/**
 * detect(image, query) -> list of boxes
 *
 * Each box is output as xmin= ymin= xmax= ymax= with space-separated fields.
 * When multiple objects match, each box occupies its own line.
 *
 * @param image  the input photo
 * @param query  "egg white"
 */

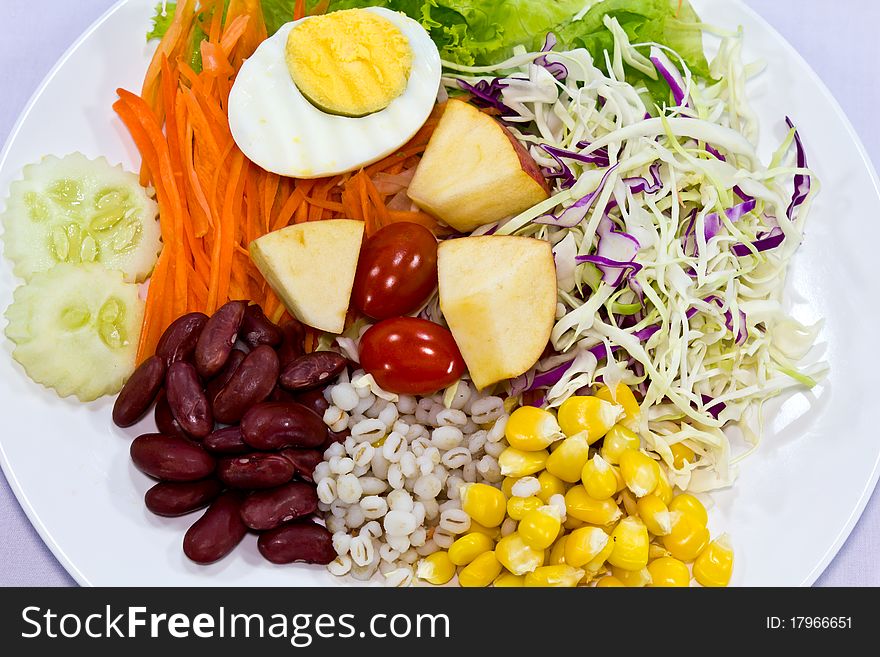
xmin=228 ymin=7 xmax=441 ymax=179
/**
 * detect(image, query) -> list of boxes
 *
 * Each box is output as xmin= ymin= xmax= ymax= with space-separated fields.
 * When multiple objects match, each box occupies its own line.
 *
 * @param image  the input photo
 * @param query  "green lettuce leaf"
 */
xmin=147 ymin=0 xmax=712 ymax=98
xmin=556 ymin=0 xmax=710 ymax=87
xmin=146 ymin=2 xmax=177 ymax=41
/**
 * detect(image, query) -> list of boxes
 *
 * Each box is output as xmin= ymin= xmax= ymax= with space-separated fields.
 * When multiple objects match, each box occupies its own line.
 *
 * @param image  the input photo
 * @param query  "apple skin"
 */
xmin=500 ymin=123 xmax=552 ymax=195
xmin=249 ymin=220 xmax=364 ymax=334
xmin=437 ymin=235 xmax=557 ymax=390
xmin=407 ymin=99 xmax=550 ymax=233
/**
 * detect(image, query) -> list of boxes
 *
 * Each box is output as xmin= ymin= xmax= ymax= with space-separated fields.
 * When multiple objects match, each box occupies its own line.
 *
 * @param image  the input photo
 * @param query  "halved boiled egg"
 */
xmin=229 ymin=7 xmax=441 ymax=178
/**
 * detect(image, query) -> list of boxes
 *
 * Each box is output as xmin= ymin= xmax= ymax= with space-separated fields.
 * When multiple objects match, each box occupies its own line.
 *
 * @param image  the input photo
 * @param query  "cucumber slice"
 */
xmin=5 ymin=264 xmax=144 ymax=401
xmin=2 ymin=153 xmax=161 ymax=282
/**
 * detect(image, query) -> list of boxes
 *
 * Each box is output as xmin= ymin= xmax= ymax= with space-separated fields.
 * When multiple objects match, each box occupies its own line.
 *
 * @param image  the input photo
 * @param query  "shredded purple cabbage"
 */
xmin=576 ymin=254 xmax=643 ymax=286
xmin=535 ymin=33 xmax=568 ymax=81
xmin=649 ymin=46 xmax=688 ymax=107
xmin=703 ymin=295 xmax=748 ymax=345
xmin=731 ymin=227 xmax=785 ymax=257
xmin=701 ymin=394 xmax=726 ymax=419
xmin=733 ymin=186 xmax=754 ymax=203
xmin=706 ymin=144 xmax=726 ymax=161
xmin=702 ymin=199 xmax=758 ymax=241
xmin=540 ymin=144 xmax=612 ymax=189
xmin=536 ymin=165 xmax=619 ymax=228
xmin=574 ymin=140 xmax=611 ymax=167
xmin=785 ymin=117 xmax=811 ymax=220
xmin=457 ymin=78 xmax=512 ymax=116
xmin=623 ymin=163 xmax=663 ymax=194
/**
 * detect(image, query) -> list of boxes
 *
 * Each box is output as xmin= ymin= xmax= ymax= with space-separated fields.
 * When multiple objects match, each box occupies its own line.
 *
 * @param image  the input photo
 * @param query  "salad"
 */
xmin=0 ymin=0 xmax=822 ymax=588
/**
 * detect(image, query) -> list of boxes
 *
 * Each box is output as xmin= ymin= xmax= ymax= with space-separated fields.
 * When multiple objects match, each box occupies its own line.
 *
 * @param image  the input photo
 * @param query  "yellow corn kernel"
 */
xmin=596 ymin=575 xmax=626 ymax=588
xmin=670 ymin=442 xmax=696 ymax=469
xmin=600 ymin=425 xmax=640 ymax=464
xmin=607 ymin=516 xmax=649 ymax=571
xmin=565 ymin=485 xmax=623 ymax=525
xmin=536 ymin=471 xmax=566 ymax=503
xmin=653 ymin=467 xmax=673 ymax=505
xmin=618 ymin=448 xmax=660 ymax=497
xmin=693 ymin=535 xmax=734 ymax=587
xmin=620 ymin=489 xmax=639 ymax=518
xmin=495 ymin=533 xmax=545 ymax=575
xmin=564 ymin=526 xmax=610 ymax=567
xmin=416 ymin=551 xmax=456 ymax=585
xmin=584 ymin=534 xmax=615 ymax=572
xmin=636 ymin=495 xmax=672 ymax=536
xmin=563 ymin=516 xmax=587 ymax=530
xmin=524 ymin=565 xmax=585 ymax=587
xmin=580 ymin=454 xmax=618 ymax=500
xmin=557 ymin=396 xmax=622 ymax=442
xmin=545 ymin=434 xmax=591 ymax=483
xmin=518 ymin=506 xmax=562 ymax=550
xmin=460 ymin=483 xmax=507 ymax=528
xmin=662 ymin=511 xmax=710 ymax=562
xmin=649 ymin=543 xmax=671 ymax=560
xmin=647 ymin=557 xmax=690 ymax=587
xmin=448 ymin=532 xmax=495 ymax=566
xmin=467 ymin=520 xmax=501 ymax=540
xmin=548 ymin=535 xmax=568 ymax=565
xmin=611 ymin=565 xmax=652 ymax=587
xmin=595 ymin=383 xmax=640 ymax=426
xmin=493 ymin=572 xmax=524 ymax=587
xmin=498 ymin=447 xmax=549 ymax=478
xmin=501 ymin=476 xmax=519 ymax=498
xmin=505 ymin=406 xmax=564 ymax=451
xmin=668 ymin=493 xmax=708 ymax=526
xmin=506 ymin=495 xmax=543 ymax=521
xmin=458 ymin=551 xmax=502 ymax=587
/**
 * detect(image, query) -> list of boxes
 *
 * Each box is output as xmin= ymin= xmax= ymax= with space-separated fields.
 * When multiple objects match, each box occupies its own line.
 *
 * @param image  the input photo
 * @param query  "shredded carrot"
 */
xmin=293 ymin=0 xmax=306 ymax=21
xmin=119 ymin=0 xmax=448 ymax=361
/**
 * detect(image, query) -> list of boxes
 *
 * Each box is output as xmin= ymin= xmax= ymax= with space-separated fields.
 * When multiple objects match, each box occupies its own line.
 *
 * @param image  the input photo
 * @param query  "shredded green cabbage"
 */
xmin=444 ymin=19 xmax=826 ymax=492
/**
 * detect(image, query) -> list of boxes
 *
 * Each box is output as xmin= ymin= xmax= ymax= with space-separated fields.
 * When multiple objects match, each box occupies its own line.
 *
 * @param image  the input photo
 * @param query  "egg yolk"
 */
xmin=285 ymin=9 xmax=413 ymax=117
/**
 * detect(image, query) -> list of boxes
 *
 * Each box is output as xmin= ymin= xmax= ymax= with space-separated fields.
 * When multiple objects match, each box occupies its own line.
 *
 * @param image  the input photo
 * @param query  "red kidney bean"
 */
xmin=270 ymin=386 xmax=297 ymax=403
xmin=280 ymin=449 xmax=323 ymax=483
xmin=130 ymin=433 xmax=216 ymax=481
xmin=323 ymin=428 xmax=350 ymax=450
xmin=241 ymin=304 xmax=283 ymax=348
xmin=166 ymin=361 xmax=213 ymax=438
xmin=212 ymin=346 xmax=280 ymax=424
xmin=112 ymin=355 xmax=165 ymax=427
xmin=195 ymin=300 xmax=247 ymax=378
xmin=183 ymin=491 xmax=247 ymax=564
xmin=292 ymin=388 xmax=330 ymax=418
xmin=239 ymin=482 xmax=318 ymax=530
xmin=205 ymin=348 xmax=247 ymax=403
xmin=154 ymin=391 xmax=189 ymax=439
xmin=145 ymin=479 xmax=223 ymax=517
xmin=217 ymin=453 xmax=295 ymax=489
xmin=203 ymin=426 xmax=249 ymax=455
xmin=279 ymin=352 xmax=347 ymax=391
xmin=257 ymin=521 xmax=335 ymax=564
xmin=156 ymin=312 xmax=208 ymax=366
xmin=241 ymin=402 xmax=327 ymax=450
xmin=275 ymin=318 xmax=306 ymax=368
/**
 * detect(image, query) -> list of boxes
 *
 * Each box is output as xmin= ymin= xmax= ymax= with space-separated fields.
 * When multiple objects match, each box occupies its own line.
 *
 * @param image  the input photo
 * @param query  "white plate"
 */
xmin=1 ymin=0 xmax=878 ymax=586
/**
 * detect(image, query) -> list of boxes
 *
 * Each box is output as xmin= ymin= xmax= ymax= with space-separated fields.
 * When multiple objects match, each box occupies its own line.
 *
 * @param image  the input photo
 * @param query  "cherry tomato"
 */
xmin=359 ymin=318 xmax=466 ymax=395
xmin=352 ymin=222 xmax=438 ymax=320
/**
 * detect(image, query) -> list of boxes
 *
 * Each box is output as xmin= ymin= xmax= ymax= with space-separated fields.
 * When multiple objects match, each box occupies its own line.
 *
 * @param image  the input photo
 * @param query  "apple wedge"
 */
xmin=249 ymin=220 xmax=364 ymax=334
xmin=438 ymin=235 xmax=557 ymax=390
xmin=407 ymin=99 xmax=550 ymax=233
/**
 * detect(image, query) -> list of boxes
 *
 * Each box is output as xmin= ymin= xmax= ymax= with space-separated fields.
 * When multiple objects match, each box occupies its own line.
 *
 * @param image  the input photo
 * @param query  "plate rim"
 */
xmin=0 ymin=0 xmax=878 ymax=587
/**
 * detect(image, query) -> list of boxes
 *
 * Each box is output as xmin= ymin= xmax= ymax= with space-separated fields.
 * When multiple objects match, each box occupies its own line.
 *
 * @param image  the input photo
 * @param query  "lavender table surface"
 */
xmin=1 ymin=0 xmax=877 ymax=586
